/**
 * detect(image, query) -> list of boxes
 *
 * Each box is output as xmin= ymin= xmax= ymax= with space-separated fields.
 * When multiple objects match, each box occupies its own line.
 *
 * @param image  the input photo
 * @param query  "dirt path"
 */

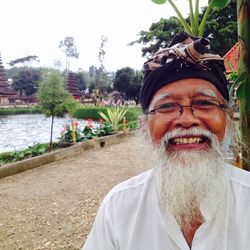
xmin=0 ymin=136 xmax=152 ymax=250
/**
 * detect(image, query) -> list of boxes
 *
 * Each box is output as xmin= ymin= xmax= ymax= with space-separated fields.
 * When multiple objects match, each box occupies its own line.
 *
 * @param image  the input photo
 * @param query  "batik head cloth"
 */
xmin=140 ymin=32 xmax=229 ymax=113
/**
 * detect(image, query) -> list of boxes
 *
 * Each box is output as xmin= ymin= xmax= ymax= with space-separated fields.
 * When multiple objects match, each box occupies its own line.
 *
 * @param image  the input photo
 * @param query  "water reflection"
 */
xmin=0 ymin=114 xmax=96 ymax=153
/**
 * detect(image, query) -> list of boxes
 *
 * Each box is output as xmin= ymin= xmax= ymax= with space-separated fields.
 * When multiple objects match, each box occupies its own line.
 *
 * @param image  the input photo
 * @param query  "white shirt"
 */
xmin=82 ymin=165 xmax=250 ymax=250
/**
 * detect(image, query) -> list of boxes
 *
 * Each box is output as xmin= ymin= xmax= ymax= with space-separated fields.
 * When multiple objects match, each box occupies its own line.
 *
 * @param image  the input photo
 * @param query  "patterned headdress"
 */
xmin=140 ymin=31 xmax=229 ymax=113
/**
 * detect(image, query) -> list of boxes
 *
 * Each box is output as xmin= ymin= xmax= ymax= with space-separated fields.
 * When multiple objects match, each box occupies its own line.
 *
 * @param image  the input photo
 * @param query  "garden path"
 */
xmin=0 ymin=135 xmax=153 ymax=250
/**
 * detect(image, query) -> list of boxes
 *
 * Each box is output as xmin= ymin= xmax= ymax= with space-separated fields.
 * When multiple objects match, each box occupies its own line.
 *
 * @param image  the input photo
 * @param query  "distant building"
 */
xmin=65 ymin=71 xmax=82 ymax=100
xmin=0 ymin=53 xmax=17 ymax=104
xmin=223 ymin=42 xmax=239 ymax=74
xmin=0 ymin=53 xmax=38 ymax=106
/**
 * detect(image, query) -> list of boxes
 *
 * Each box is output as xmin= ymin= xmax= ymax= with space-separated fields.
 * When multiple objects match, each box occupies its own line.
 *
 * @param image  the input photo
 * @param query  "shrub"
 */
xmin=0 ymin=143 xmax=54 ymax=166
xmin=98 ymin=108 xmax=128 ymax=131
xmin=0 ymin=106 xmax=41 ymax=115
xmin=73 ymin=106 xmax=142 ymax=122
xmin=58 ymin=119 xmax=115 ymax=144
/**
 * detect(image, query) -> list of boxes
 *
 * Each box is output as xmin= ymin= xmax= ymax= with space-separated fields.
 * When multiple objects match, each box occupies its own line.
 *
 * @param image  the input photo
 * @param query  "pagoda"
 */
xmin=0 ymin=52 xmax=17 ymax=104
xmin=65 ymin=71 xmax=82 ymax=100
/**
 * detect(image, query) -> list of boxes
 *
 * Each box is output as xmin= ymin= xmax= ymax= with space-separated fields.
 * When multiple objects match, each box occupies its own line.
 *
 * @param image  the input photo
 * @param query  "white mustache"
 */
xmin=163 ymin=127 xmax=213 ymax=145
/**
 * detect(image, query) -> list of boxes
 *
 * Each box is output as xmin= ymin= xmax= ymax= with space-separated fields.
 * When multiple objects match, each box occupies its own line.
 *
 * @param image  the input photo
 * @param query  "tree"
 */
xmin=87 ymin=64 xmax=113 ymax=94
xmin=98 ymin=35 xmax=109 ymax=87
xmin=76 ymin=70 xmax=88 ymax=91
xmin=37 ymin=73 xmax=71 ymax=150
xmin=129 ymin=17 xmax=183 ymax=57
xmin=59 ymin=36 xmax=79 ymax=74
xmin=203 ymin=0 xmax=237 ymax=55
xmin=131 ymin=1 xmax=237 ymax=57
xmin=11 ymin=68 xmax=41 ymax=96
xmin=151 ymin=0 xmax=232 ymax=37
xmin=113 ymin=67 xmax=142 ymax=100
xmin=8 ymin=55 xmax=39 ymax=67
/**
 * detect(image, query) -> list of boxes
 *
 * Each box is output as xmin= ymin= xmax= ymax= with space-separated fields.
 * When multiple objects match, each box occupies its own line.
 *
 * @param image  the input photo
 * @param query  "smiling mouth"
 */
xmin=169 ymin=136 xmax=209 ymax=145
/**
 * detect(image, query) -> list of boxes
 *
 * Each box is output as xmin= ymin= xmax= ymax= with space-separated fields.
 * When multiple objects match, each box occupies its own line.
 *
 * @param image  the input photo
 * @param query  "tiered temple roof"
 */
xmin=0 ymin=52 xmax=16 ymax=98
xmin=65 ymin=71 xmax=82 ymax=99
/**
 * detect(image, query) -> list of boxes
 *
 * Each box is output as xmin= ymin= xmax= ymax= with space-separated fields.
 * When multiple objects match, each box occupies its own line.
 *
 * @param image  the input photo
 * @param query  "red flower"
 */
xmin=74 ymin=122 xmax=79 ymax=127
xmin=87 ymin=118 xmax=93 ymax=129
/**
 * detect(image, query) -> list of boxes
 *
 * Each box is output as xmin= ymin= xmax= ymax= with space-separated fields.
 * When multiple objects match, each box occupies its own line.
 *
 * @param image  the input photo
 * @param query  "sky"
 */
xmin=0 ymin=0 xmax=208 ymax=73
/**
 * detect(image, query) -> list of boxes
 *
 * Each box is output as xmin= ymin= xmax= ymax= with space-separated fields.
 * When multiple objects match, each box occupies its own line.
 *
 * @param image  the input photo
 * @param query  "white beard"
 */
xmin=137 ymin=124 xmax=229 ymax=233
xmin=154 ymin=146 xmax=228 ymax=232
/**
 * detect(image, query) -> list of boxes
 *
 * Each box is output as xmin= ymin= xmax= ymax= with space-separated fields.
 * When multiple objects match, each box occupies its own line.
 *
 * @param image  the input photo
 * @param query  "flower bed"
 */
xmin=0 ymin=106 xmax=142 ymax=166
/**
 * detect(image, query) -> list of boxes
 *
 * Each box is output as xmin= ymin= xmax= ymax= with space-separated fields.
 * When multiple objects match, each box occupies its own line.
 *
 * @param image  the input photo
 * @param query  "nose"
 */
xmin=173 ymin=106 xmax=201 ymax=128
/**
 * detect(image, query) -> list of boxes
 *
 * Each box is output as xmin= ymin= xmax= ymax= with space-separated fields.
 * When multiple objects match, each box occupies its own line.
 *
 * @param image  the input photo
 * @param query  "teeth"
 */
xmin=173 ymin=137 xmax=202 ymax=144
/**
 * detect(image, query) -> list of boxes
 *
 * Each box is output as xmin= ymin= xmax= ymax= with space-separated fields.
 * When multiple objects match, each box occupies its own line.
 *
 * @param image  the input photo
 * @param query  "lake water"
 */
xmin=0 ymin=114 xmax=97 ymax=153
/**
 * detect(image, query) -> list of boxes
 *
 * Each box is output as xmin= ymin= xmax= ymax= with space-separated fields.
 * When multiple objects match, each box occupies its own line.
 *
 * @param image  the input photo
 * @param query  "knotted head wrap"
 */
xmin=140 ymin=31 xmax=229 ymax=113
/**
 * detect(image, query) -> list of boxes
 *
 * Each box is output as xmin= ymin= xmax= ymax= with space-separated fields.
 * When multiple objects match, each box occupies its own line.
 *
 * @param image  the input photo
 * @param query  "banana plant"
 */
xmin=98 ymin=108 xmax=128 ymax=131
xmin=151 ymin=0 xmax=230 ymax=37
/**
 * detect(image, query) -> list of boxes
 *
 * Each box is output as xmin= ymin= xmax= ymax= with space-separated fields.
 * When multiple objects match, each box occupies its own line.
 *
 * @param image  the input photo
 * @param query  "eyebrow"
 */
xmin=151 ymin=93 xmax=173 ymax=105
xmin=151 ymin=88 xmax=220 ymax=107
xmin=153 ymin=88 xmax=218 ymax=102
xmin=193 ymin=88 xmax=218 ymax=98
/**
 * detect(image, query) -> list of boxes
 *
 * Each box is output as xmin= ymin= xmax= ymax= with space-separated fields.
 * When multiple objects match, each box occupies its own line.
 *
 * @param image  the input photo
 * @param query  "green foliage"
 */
xmin=64 ymin=97 xmax=81 ymax=116
xmin=95 ymin=121 xmax=114 ymax=137
xmin=203 ymin=0 xmax=237 ymax=55
xmin=59 ymin=36 xmax=79 ymax=59
xmin=211 ymin=0 xmax=231 ymax=8
xmin=37 ymin=73 xmax=70 ymax=117
xmin=37 ymin=72 xmax=73 ymax=149
xmin=73 ymin=106 xmax=142 ymax=122
xmin=98 ymin=108 xmax=128 ymax=131
xmin=127 ymin=120 xmax=139 ymax=130
xmin=58 ymin=122 xmax=86 ymax=143
xmin=151 ymin=0 xmax=166 ymax=3
xmin=59 ymin=36 xmax=79 ymax=74
xmin=152 ymin=0 xmax=232 ymax=37
xmin=11 ymin=68 xmax=42 ymax=96
xmin=8 ymin=55 xmax=39 ymax=67
xmin=87 ymin=64 xmax=111 ymax=90
xmin=228 ymin=71 xmax=239 ymax=82
xmin=58 ymin=119 xmax=114 ymax=144
xmin=130 ymin=17 xmax=182 ymax=57
xmin=113 ymin=67 xmax=142 ymax=100
xmin=76 ymin=70 xmax=88 ymax=91
xmin=0 ymin=143 xmax=51 ymax=166
xmin=0 ymin=106 xmax=41 ymax=115
xmin=73 ymin=106 xmax=108 ymax=120
xmin=133 ymin=1 xmax=237 ymax=56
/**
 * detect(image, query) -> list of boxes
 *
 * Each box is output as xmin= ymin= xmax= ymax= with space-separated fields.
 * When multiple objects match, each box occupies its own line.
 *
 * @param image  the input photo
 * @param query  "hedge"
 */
xmin=0 ymin=106 xmax=41 ymax=115
xmin=73 ymin=106 xmax=143 ymax=122
xmin=0 ymin=105 xmax=143 ymax=123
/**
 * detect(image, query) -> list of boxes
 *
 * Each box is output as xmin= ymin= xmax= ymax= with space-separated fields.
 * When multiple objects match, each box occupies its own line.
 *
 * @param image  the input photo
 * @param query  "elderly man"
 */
xmin=82 ymin=32 xmax=250 ymax=250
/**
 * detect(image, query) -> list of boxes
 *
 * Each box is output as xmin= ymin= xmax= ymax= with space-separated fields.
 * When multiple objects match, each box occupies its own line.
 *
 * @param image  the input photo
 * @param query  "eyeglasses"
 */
xmin=146 ymin=100 xmax=227 ymax=119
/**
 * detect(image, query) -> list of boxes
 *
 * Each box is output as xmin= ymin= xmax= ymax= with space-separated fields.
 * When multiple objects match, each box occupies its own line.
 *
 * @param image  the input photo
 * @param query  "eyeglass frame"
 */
xmin=145 ymin=99 xmax=228 ymax=117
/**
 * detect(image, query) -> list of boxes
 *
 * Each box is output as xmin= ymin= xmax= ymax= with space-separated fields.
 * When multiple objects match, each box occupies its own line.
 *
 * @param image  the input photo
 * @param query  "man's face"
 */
xmin=147 ymin=78 xmax=227 ymax=150
xmin=143 ymin=78 xmax=229 ymax=230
